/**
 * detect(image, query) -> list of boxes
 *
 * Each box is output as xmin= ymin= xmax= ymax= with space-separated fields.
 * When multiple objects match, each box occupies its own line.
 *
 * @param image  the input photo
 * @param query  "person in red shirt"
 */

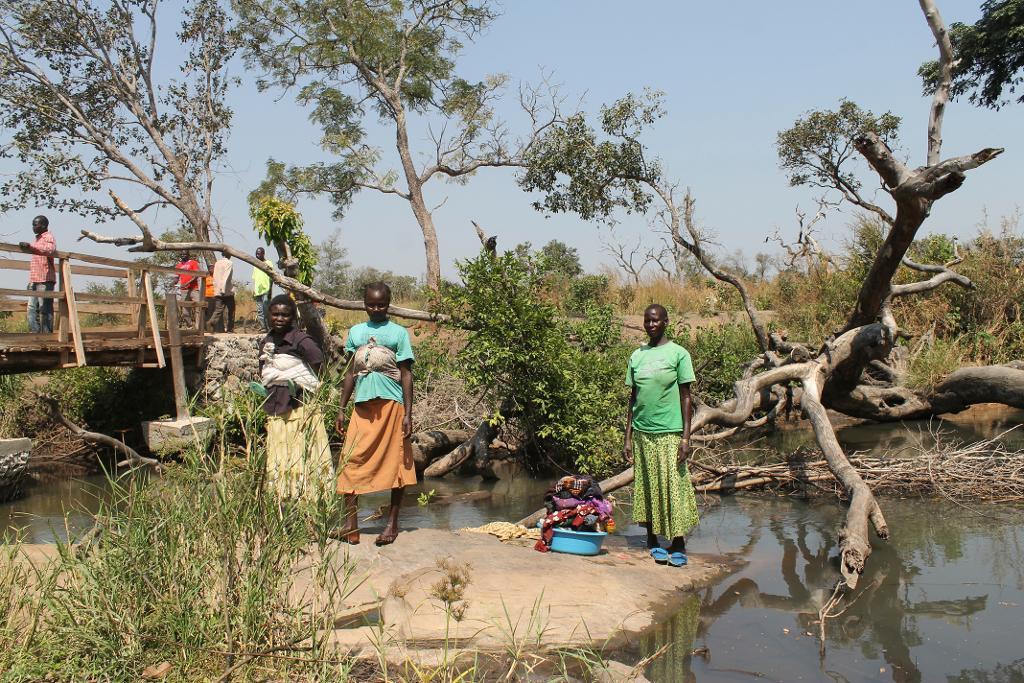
xmin=19 ymin=215 xmax=57 ymax=333
xmin=175 ymin=251 xmax=200 ymax=326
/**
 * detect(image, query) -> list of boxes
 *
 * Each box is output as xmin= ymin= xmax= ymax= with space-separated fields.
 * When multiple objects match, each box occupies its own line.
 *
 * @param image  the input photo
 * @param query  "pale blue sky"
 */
xmin=2 ymin=1 xmax=1020 ymax=285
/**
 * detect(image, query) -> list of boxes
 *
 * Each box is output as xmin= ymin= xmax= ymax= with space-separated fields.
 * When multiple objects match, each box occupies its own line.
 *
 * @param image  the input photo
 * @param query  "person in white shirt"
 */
xmin=207 ymin=251 xmax=235 ymax=333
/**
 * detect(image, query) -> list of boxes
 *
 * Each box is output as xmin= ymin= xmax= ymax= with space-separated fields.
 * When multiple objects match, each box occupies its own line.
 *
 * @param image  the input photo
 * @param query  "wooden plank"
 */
xmin=197 ymin=279 xmax=208 ymax=333
xmin=142 ymin=271 xmax=165 ymax=368
xmin=61 ymin=260 xmax=86 ymax=367
xmin=0 ymin=301 xmax=26 ymax=313
xmin=0 ymin=258 xmax=126 ymax=278
xmin=57 ymin=258 xmax=69 ymax=366
xmin=0 ymin=288 xmax=62 ymax=298
xmin=0 ymin=332 xmax=62 ymax=344
xmin=76 ymin=303 xmax=133 ymax=315
xmin=78 ymin=325 xmax=139 ymax=337
xmin=126 ymin=268 xmax=143 ymax=366
xmin=165 ymin=295 xmax=190 ymax=420
xmin=0 ymin=242 xmax=209 ymax=277
xmin=70 ymin=264 xmax=128 ymax=278
xmin=0 ymin=258 xmax=29 ymax=271
xmin=74 ymin=293 xmax=145 ymax=304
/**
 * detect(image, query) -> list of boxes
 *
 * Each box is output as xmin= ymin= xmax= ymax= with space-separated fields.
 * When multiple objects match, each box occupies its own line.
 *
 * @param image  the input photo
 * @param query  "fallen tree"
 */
xmin=38 ymin=394 xmax=161 ymax=471
xmin=515 ymin=0 xmax=1007 ymax=591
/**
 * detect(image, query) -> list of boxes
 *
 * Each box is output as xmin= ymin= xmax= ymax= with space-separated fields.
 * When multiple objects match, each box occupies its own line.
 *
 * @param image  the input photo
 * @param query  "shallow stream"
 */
xmin=3 ymin=408 xmax=1023 ymax=681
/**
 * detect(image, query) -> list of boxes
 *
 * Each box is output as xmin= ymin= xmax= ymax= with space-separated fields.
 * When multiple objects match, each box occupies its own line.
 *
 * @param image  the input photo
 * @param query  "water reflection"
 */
xmin=629 ymin=497 xmax=1024 ymax=682
xmin=0 ymin=475 xmax=111 ymax=543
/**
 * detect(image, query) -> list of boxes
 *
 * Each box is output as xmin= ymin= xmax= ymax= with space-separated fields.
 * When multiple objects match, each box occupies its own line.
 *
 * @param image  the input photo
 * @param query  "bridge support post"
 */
xmin=165 ymin=294 xmax=189 ymax=421
xmin=141 ymin=293 xmax=213 ymax=455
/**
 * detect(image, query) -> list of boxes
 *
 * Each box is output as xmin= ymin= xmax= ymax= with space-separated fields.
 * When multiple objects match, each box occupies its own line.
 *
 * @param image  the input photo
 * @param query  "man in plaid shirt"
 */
xmin=19 ymin=215 xmax=57 ymax=333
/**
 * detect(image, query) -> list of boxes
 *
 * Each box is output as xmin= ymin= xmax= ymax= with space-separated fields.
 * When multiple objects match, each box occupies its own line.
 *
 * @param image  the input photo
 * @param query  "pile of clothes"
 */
xmin=534 ymin=475 xmax=615 ymax=553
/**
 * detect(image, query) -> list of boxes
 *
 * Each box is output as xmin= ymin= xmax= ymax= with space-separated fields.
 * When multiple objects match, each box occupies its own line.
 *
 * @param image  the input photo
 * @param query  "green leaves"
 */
xmin=519 ymin=89 xmax=666 ymax=222
xmin=249 ymin=196 xmax=317 ymax=285
xmin=0 ymin=0 xmax=237 ymax=236
xmin=439 ymin=247 xmax=629 ymax=475
xmin=776 ymin=99 xmax=901 ymax=191
xmin=919 ymin=0 xmax=1024 ymax=109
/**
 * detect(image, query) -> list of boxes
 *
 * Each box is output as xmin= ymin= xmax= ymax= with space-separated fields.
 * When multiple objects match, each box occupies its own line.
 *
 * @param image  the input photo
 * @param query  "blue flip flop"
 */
xmin=650 ymin=547 xmax=669 ymax=564
xmin=668 ymin=552 xmax=688 ymax=567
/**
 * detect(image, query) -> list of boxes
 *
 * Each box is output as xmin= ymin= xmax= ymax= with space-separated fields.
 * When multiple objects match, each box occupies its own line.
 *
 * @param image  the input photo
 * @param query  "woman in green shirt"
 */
xmin=624 ymin=304 xmax=699 ymax=566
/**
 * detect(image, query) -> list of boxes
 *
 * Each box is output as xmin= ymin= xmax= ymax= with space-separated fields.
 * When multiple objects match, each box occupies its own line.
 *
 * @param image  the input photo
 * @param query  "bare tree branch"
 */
xmin=77 ymin=229 xmax=447 ymax=323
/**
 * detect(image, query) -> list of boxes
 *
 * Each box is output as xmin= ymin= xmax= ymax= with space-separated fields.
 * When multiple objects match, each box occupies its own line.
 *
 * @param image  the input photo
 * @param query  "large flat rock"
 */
xmin=294 ymin=528 xmax=737 ymax=654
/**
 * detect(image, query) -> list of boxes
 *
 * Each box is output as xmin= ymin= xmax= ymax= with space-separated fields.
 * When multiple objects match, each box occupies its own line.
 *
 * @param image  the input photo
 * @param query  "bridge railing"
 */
xmin=0 ymin=242 xmax=210 ymax=369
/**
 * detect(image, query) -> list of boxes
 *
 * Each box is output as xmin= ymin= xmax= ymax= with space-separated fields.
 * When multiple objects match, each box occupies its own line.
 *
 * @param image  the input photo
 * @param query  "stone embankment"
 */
xmin=0 ymin=438 xmax=31 ymax=503
xmin=198 ymin=333 xmax=261 ymax=398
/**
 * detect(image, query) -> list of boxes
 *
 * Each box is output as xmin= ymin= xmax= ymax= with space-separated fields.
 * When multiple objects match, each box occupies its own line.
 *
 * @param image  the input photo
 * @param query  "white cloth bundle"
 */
xmin=260 ymin=343 xmax=320 ymax=393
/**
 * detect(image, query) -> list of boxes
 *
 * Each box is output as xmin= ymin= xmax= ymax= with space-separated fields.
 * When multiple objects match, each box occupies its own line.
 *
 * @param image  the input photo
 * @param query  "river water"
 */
xmin=3 ymin=408 xmax=1023 ymax=681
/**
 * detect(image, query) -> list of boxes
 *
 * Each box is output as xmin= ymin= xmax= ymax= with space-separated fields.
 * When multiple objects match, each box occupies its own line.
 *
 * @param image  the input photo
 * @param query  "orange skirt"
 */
xmin=336 ymin=398 xmax=417 ymax=495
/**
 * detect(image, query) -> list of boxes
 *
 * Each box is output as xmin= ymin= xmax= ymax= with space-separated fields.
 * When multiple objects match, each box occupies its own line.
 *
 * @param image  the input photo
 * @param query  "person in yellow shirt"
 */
xmin=252 ymin=247 xmax=275 ymax=332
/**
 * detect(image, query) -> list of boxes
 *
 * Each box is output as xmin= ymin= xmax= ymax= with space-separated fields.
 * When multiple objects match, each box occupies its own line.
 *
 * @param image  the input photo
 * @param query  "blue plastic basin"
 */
xmin=549 ymin=527 xmax=608 ymax=556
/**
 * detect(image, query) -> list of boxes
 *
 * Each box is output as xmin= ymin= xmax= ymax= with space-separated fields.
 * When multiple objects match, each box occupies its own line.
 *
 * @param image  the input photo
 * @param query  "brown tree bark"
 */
xmin=411 ymin=429 xmax=474 ymax=472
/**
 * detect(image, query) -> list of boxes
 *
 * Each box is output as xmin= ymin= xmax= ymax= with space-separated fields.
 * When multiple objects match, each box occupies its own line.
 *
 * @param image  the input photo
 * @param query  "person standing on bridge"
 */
xmin=175 ymin=251 xmax=200 ymax=327
xmin=19 ymin=215 xmax=56 ymax=334
xmin=207 ymin=251 xmax=235 ymax=333
xmin=252 ymin=247 xmax=275 ymax=332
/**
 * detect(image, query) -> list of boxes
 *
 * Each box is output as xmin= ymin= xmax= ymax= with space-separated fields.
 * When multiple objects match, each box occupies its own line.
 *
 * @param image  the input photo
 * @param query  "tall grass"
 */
xmin=0 ymin=389 xmax=361 ymax=681
xmin=598 ymin=268 xmax=773 ymax=319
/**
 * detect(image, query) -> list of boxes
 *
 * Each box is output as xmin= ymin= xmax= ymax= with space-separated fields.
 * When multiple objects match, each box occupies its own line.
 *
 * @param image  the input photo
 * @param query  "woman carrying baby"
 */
xmin=256 ymin=293 xmax=333 ymax=500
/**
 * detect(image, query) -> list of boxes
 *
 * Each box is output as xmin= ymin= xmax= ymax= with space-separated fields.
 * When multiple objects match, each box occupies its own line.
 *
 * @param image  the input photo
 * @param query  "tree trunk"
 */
xmin=801 ymin=370 xmax=888 ymax=590
xmin=422 ymin=418 xmax=499 ymax=478
xmin=409 ymin=189 xmax=442 ymax=293
xmin=410 ymin=429 xmax=474 ymax=472
xmin=393 ymin=107 xmax=442 ymax=292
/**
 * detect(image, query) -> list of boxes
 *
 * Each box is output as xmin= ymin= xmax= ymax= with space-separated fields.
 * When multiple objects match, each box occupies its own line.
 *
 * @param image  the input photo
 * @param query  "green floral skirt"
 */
xmin=632 ymin=430 xmax=699 ymax=539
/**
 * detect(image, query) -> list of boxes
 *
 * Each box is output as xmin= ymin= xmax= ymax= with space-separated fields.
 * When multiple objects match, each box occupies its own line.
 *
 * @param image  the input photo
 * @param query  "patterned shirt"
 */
xmin=28 ymin=231 xmax=57 ymax=283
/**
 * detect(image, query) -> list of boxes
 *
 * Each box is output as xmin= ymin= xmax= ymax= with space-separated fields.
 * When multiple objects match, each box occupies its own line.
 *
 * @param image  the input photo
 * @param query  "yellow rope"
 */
xmin=461 ymin=521 xmax=541 ymax=541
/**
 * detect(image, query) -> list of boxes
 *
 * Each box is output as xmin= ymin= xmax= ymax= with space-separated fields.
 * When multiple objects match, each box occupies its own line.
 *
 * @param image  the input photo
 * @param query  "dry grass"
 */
xmin=691 ymin=425 xmax=1024 ymax=503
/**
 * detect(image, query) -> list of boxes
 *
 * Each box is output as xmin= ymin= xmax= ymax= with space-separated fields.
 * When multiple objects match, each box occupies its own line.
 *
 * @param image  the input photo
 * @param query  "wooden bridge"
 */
xmin=0 ymin=242 xmax=212 ymax=417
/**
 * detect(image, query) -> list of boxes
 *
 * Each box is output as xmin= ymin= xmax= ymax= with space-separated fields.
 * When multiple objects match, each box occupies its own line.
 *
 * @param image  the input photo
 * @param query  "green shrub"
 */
xmin=906 ymin=337 xmax=966 ymax=390
xmin=42 ymin=367 xmax=175 ymax=435
xmin=565 ymin=274 xmax=611 ymax=314
xmin=440 ymin=249 xmax=629 ymax=476
xmin=671 ymin=322 xmax=761 ymax=405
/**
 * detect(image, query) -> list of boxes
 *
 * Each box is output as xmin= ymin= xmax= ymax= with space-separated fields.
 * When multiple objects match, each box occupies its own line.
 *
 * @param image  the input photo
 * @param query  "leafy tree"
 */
xmin=520 ymin=89 xmax=663 ymax=222
xmin=234 ymin=0 xmax=562 ymax=290
xmin=345 ymin=267 xmax=421 ymax=301
xmin=537 ymin=239 xmax=583 ymax=279
xmin=919 ymin=0 xmax=1024 ymax=109
xmin=0 ymin=0 xmax=237 ymax=240
xmin=439 ymin=248 xmax=627 ymax=474
xmin=776 ymin=99 xmax=901 ymax=225
xmin=314 ymin=229 xmax=351 ymax=299
xmin=251 ymin=197 xmax=316 ymax=285
xmin=520 ymin=89 xmax=773 ymax=351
